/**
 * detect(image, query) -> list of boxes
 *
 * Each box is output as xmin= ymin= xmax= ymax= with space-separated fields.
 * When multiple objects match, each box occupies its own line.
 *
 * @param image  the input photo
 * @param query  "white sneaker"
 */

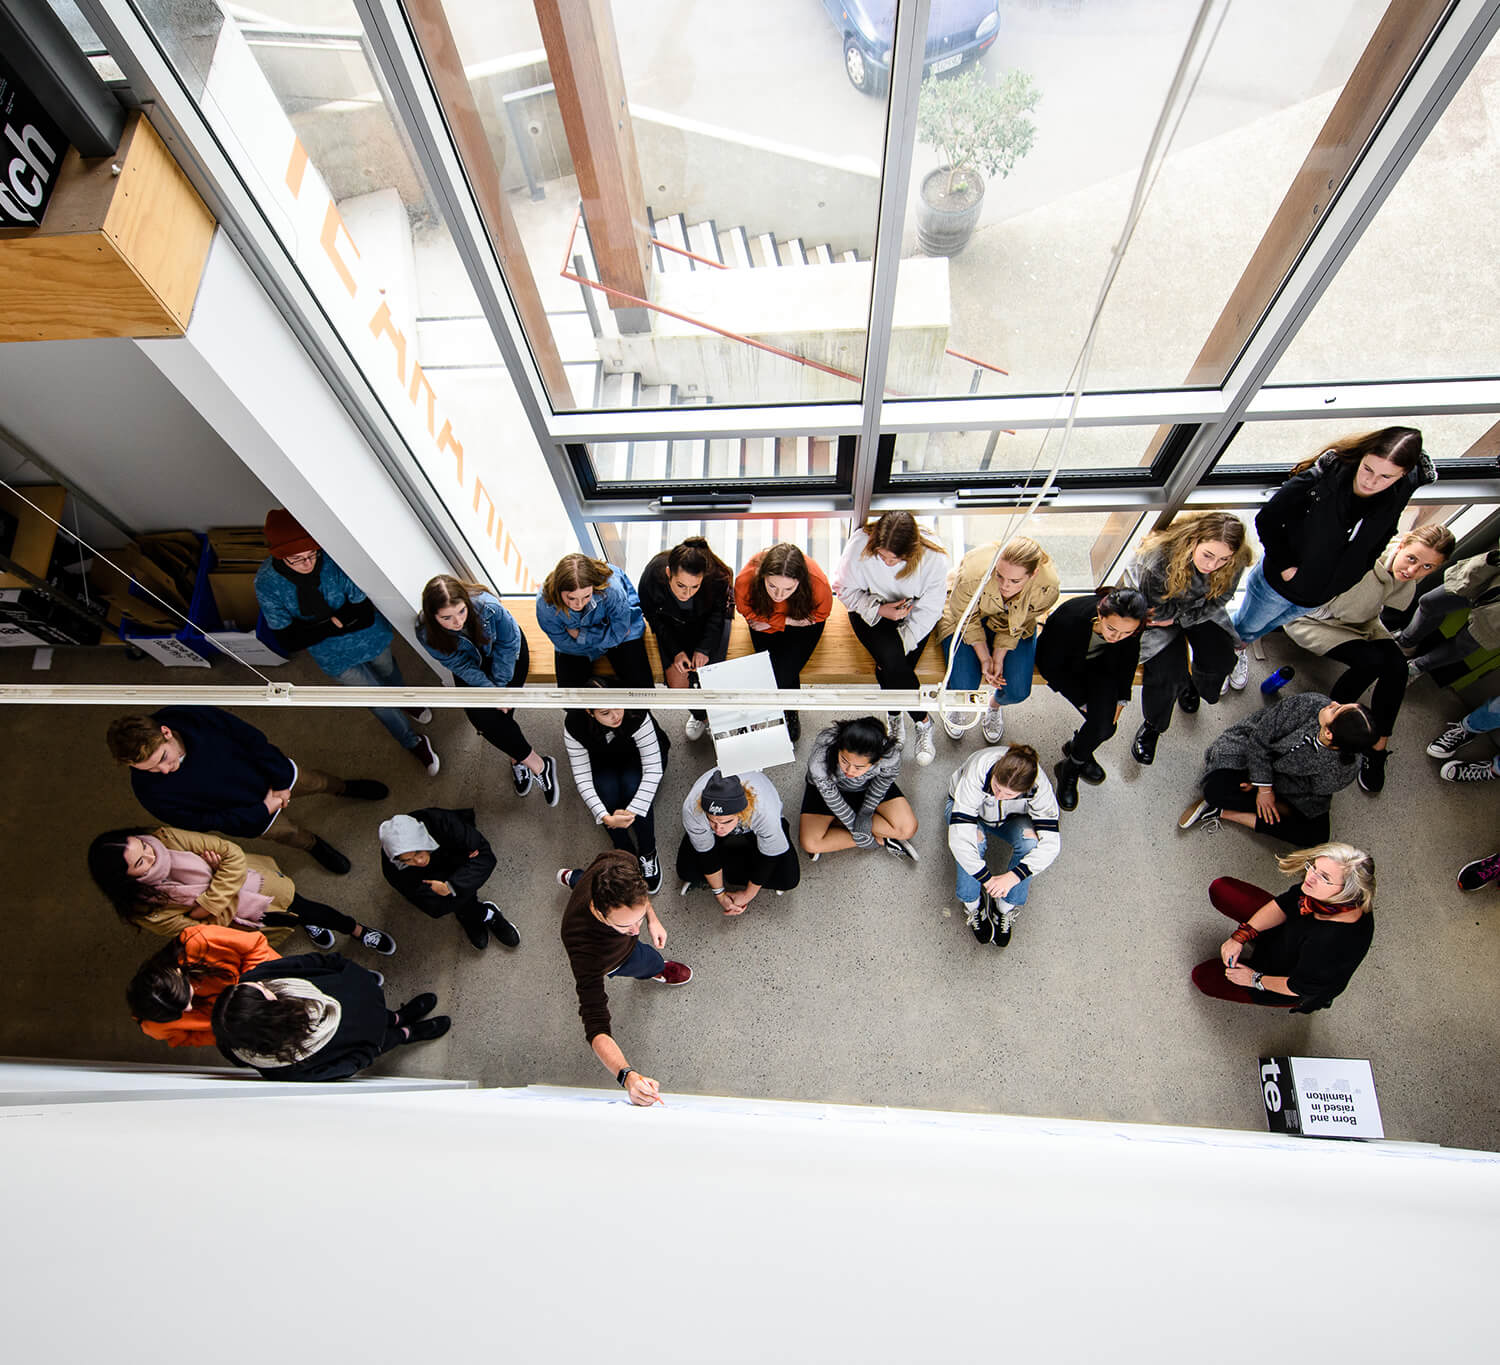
xmin=981 ymin=706 xmax=1004 ymax=745
xmin=683 ymin=714 xmax=707 ymax=741
xmin=1228 ymin=649 xmax=1250 ymax=691
xmin=886 ymin=712 xmax=907 ymax=747
xmin=941 ymin=712 xmax=972 ymax=741
xmin=913 ymin=719 xmax=936 ymax=767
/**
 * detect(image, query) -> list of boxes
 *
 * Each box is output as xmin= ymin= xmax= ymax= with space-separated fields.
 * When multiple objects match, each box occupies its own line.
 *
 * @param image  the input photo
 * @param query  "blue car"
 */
xmin=820 ymin=0 xmax=1000 ymax=95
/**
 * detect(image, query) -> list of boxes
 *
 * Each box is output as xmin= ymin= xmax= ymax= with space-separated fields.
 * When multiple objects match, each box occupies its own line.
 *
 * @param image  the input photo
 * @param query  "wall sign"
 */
xmin=0 ymin=52 xmax=68 ymax=229
xmin=1260 ymin=1056 xmax=1384 ymax=1140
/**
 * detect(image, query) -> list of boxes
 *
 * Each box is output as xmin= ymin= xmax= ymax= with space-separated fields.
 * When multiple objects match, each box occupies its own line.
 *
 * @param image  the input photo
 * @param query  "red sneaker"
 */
xmin=651 ymin=961 xmax=692 ymax=986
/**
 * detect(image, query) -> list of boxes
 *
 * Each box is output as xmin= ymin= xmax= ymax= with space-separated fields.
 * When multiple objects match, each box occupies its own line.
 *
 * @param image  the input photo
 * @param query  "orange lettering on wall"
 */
xmin=473 ymin=478 xmax=498 ymax=537
xmin=285 ymin=139 xmax=309 ymax=198
xmin=320 ymin=203 xmax=360 ymax=298
xmin=437 ymin=419 xmax=465 ymax=485
xmin=409 ymin=363 xmax=437 ymax=437
xmin=369 ymin=301 xmax=408 ymax=386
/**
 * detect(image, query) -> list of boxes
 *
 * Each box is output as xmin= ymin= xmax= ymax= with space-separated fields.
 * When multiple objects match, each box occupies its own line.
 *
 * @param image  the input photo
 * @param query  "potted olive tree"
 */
xmin=915 ymin=67 xmax=1040 ymax=257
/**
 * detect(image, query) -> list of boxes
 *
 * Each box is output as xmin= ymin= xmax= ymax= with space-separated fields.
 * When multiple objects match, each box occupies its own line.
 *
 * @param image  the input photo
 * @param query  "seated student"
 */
xmin=945 ymin=744 xmax=1061 ymax=948
xmin=128 ymin=924 xmax=280 ymax=1048
xmin=556 ymin=850 xmax=691 ymax=1108
xmin=1284 ymin=525 xmax=1454 ymax=795
xmin=735 ymin=543 xmax=833 ymax=743
xmin=1191 ymin=843 xmax=1376 ymax=1013
xmin=1397 ymin=547 xmax=1500 ymax=681
xmin=535 ymin=553 xmax=652 ymax=688
xmin=832 ymin=512 xmax=950 ymax=766
xmin=87 ymin=824 xmax=393 ymax=953
xmin=105 ymin=706 xmax=387 ymax=875
xmin=798 ymin=716 xmax=918 ymax=863
xmin=254 ymin=509 xmax=438 ymax=775
xmin=677 ymin=768 xmax=801 ymax=914
xmin=1178 ymin=693 xmax=1376 ymax=846
xmin=638 ymin=537 xmax=735 ymax=741
xmin=417 ymin=575 xmax=558 ymax=805
xmin=1035 ymin=586 xmax=1148 ymax=812
xmin=563 ymin=683 xmax=670 ymax=894
xmin=936 ymin=537 xmax=1060 ymax=745
xmin=378 ymin=810 xmax=519 ymax=952
xmin=212 ymin=953 xmax=449 ymax=1082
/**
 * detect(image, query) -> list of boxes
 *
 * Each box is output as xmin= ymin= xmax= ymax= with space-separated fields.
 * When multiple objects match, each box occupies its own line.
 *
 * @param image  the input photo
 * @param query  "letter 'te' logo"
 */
xmin=1260 ymin=1058 xmax=1283 ymax=1113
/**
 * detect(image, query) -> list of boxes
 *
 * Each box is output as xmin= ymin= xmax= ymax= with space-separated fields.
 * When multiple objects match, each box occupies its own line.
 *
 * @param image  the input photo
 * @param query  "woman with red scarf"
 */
xmin=1191 ymin=843 xmax=1375 ymax=1012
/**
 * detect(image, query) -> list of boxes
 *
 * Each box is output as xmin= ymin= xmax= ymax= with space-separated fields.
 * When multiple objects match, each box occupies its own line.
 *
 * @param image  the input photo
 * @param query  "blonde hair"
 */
xmin=996 ymin=536 xmax=1047 ymax=576
xmin=542 ymin=554 xmax=614 ymax=609
xmin=1136 ymin=512 xmax=1253 ymax=605
xmin=699 ymin=784 xmax=758 ymax=832
xmin=1275 ymin=843 xmax=1375 ymax=913
xmin=859 ymin=512 xmax=948 ymax=580
xmin=1394 ymin=523 xmax=1456 ymax=559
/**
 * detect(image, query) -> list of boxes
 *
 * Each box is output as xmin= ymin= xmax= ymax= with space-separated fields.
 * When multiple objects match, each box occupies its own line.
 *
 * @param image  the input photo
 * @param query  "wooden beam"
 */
xmin=534 ymin=0 xmax=652 ymax=328
xmin=404 ymin=0 xmax=574 ymax=407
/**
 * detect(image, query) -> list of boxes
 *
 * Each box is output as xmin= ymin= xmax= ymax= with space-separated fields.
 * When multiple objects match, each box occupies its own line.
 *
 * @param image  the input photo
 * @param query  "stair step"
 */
xmin=686 ymin=219 xmax=724 ymax=265
xmin=564 ymin=360 xmax=603 ymax=408
xmin=741 ymin=436 xmax=773 ymax=479
xmin=779 ymin=239 xmax=808 ymax=266
xmin=839 ymin=249 xmax=859 ymax=264
xmin=655 ymin=213 xmax=694 ymax=271
xmin=719 ymin=225 xmax=753 ymax=269
xmin=705 ymin=437 xmax=741 ymax=479
xmin=668 ymin=437 xmax=708 ymax=480
xmin=776 ymin=435 xmax=811 ymax=477
xmin=808 ymin=243 xmax=834 ymax=266
xmin=809 ymin=436 xmax=837 ymax=476
xmin=646 ymin=206 xmax=664 ymax=274
xmin=597 ymin=370 xmax=640 ymax=408
xmin=749 ymin=232 xmax=781 ymax=268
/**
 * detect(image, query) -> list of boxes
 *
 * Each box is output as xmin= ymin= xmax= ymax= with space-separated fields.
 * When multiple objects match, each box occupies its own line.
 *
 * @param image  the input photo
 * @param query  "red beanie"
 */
xmin=264 ymin=509 xmax=319 ymax=560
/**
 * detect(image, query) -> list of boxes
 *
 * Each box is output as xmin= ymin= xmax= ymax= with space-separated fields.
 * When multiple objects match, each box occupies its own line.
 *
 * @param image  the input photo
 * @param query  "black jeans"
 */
xmin=264 ymin=891 xmax=358 ymax=935
xmin=675 ymin=819 xmax=802 ymax=891
xmin=461 ymin=632 xmax=534 ymax=764
xmin=592 ymin=763 xmax=657 ymax=860
xmin=1141 ymin=623 xmax=1237 ymax=731
xmin=750 ymin=622 xmax=826 ymax=691
xmin=1326 ymin=638 xmax=1407 ymax=738
xmin=848 ymin=613 xmax=932 ymax=721
xmin=555 ymin=635 xmax=654 ymax=688
xmin=1201 ymin=768 xmax=1331 ymax=847
xmin=1050 ymin=673 xmax=1121 ymax=765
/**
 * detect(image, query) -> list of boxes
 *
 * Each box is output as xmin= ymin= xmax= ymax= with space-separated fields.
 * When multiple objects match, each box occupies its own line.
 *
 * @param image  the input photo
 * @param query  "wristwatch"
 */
xmin=1252 ymin=972 xmax=1265 ymax=991
xmin=617 ymin=1066 xmax=636 ymax=1087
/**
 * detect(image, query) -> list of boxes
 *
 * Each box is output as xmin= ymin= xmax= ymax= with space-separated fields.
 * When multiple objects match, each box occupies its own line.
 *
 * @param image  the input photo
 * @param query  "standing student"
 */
xmin=378 ymin=809 xmax=519 ymax=952
xmin=1121 ymin=513 xmax=1253 ymax=766
xmin=935 ymin=537 xmax=1059 ymax=746
xmin=1283 ymin=525 xmax=1454 ymax=794
xmin=87 ymin=824 xmax=394 ymax=953
xmin=536 ymin=554 xmax=653 ymax=688
xmin=253 ymin=510 xmax=438 ymax=775
xmin=1232 ymin=427 xmax=1435 ymax=673
xmin=1178 ymin=694 xmax=1375 ymax=846
xmin=638 ymin=537 xmax=735 ymax=741
xmin=833 ymin=512 xmax=950 ymax=766
xmin=945 ymin=744 xmax=1061 ymax=948
xmin=1035 ymin=586 xmax=1148 ymax=812
xmin=563 ymin=684 xmax=671 ymax=894
xmin=417 ymin=576 xmax=559 ymax=806
xmin=735 ymin=543 xmax=832 ymax=743
xmin=678 ymin=768 xmax=801 ymax=912
xmin=128 ymin=924 xmax=280 ymax=1048
xmin=1191 ymin=843 xmax=1376 ymax=1013
xmin=106 ymin=706 xmax=386 ymax=875
xmin=557 ymin=850 xmax=691 ymax=1107
xmin=798 ymin=716 xmax=918 ymax=862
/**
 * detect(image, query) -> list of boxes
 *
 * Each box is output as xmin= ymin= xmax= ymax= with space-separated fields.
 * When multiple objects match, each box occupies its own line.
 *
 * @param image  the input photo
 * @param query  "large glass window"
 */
xmin=889 ymin=424 xmax=1169 ymax=480
xmin=1209 ymin=413 xmax=1498 ymax=474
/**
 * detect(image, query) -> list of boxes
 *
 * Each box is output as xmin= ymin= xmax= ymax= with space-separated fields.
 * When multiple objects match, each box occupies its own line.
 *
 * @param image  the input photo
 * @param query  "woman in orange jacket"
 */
xmin=734 ymin=543 xmax=833 ymax=742
xmin=128 ymin=923 xmax=280 ymax=1047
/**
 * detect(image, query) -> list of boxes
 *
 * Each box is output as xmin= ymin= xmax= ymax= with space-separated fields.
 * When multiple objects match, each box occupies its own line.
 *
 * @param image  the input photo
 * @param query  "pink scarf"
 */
xmin=137 ymin=834 xmax=273 ymax=928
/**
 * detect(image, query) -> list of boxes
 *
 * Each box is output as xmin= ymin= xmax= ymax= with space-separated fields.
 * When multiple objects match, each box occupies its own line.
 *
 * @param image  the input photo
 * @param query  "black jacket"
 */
xmin=380 ymin=807 xmax=496 ymax=918
xmin=1035 ymin=595 xmax=1142 ymax=704
xmin=218 ymin=953 xmax=392 ymax=1082
xmin=1255 ymin=450 xmax=1436 ymax=606
xmin=638 ymin=551 xmax=732 ymax=658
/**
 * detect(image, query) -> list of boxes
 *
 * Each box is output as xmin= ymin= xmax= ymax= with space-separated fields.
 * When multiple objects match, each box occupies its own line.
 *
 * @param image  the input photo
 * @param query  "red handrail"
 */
xmin=652 ymin=237 xmax=728 ymax=270
xmin=945 ymin=346 xmax=1008 ymax=376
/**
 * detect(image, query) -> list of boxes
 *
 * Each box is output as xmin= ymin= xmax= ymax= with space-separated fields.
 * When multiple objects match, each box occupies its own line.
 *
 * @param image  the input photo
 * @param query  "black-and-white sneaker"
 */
xmin=359 ymin=927 xmax=397 ymax=955
xmin=1178 ymin=797 xmax=1222 ymax=831
xmin=1427 ymin=723 xmax=1471 ymax=759
xmin=965 ymin=903 xmax=993 ymax=945
xmin=639 ymin=853 xmax=663 ymax=896
xmin=303 ymin=923 xmax=335 ymax=950
xmin=880 ymin=836 xmax=919 ymax=864
xmin=537 ymin=754 xmax=560 ymax=807
xmin=993 ymin=904 xmax=1015 ymax=947
xmin=512 ymin=762 xmax=534 ymax=798
xmin=484 ymin=901 xmax=520 ymax=948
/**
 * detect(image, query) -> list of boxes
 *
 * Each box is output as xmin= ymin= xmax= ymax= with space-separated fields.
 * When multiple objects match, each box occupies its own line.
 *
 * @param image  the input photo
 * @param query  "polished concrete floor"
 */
xmin=2 ymin=632 xmax=1496 ymax=1150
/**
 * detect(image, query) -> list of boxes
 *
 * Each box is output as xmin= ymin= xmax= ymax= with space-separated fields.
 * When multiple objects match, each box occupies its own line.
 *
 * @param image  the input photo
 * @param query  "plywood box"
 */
xmin=0 ymin=111 xmax=216 ymax=341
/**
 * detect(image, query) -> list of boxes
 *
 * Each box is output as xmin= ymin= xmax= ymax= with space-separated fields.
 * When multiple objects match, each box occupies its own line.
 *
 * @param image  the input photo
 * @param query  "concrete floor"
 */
xmin=2 ymin=630 xmax=1497 ymax=1151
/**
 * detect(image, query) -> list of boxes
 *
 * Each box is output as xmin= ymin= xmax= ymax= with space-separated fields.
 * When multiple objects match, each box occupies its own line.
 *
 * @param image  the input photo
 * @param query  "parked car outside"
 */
xmin=819 ymin=0 xmax=1001 ymax=95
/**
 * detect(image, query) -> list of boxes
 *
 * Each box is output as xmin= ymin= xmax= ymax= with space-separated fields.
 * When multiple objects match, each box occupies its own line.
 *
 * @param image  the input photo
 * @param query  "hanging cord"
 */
xmin=0 ymin=475 xmax=278 ymax=685
xmin=934 ymin=0 xmax=1229 ymax=726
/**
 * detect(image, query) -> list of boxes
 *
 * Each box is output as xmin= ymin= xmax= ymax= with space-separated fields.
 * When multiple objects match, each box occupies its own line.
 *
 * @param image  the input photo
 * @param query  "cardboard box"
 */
xmin=209 ymin=572 xmax=261 ymax=631
xmin=1260 ymin=1056 xmax=1383 ymax=1140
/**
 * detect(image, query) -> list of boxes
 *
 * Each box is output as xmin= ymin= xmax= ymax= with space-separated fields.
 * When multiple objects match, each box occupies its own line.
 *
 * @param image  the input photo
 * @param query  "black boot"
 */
xmin=1055 ymin=756 xmax=1080 ymax=812
xmin=785 ymin=710 xmax=801 ymax=742
xmin=308 ymin=836 xmax=351 ymax=875
xmin=1063 ymin=739 xmax=1106 ymax=785
xmin=1131 ymin=723 xmax=1160 ymax=766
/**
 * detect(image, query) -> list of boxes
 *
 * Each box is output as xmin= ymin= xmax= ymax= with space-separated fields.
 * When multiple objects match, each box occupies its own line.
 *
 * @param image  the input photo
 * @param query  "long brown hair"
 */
xmin=858 ymin=512 xmax=947 ymax=581
xmin=667 ymin=536 xmax=733 ymax=589
xmin=987 ymin=744 xmax=1040 ymax=792
xmin=748 ymin=543 xmax=814 ymax=620
xmin=1136 ymin=512 xmax=1253 ymax=604
xmin=1291 ymin=426 xmax=1423 ymax=478
xmin=542 ymin=554 xmax=614 ymax=609
xmin=419 ymin=575 xmax=494 ymax=655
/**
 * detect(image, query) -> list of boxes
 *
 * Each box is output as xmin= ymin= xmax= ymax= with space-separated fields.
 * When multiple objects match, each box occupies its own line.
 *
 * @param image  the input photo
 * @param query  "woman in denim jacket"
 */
xmin=535 ymin=554 xmax=652 ymax=688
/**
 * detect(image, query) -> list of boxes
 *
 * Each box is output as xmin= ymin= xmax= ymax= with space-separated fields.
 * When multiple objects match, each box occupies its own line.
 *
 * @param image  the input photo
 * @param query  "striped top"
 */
xmin=562 ymin=710 xmax=666 ymax=821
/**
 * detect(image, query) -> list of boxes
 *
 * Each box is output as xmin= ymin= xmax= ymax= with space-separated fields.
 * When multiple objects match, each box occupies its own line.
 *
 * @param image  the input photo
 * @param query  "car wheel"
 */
xmin=844 ymin=37 xmax=876 ymax=94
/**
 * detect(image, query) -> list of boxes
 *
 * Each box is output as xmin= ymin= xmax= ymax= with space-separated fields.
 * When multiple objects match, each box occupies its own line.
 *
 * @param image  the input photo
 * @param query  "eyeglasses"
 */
xmin=283 ymin=551 xmax=318 ymax=566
